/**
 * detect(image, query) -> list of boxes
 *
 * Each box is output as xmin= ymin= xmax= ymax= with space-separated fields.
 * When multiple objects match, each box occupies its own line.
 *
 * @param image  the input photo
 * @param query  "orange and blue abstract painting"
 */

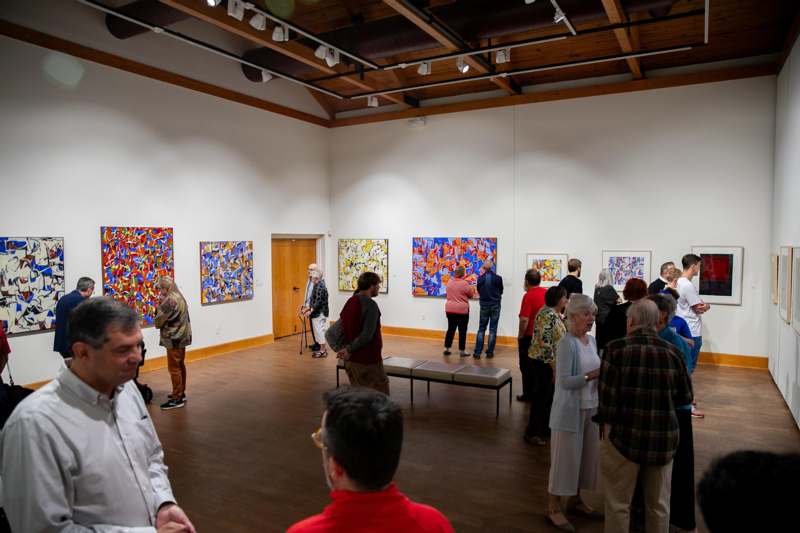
xmin=101 ymin=227 xmax=174 ymax=326
xmin=412 ymin=237 xmax=497 ymax=297
xmin=0 ymin=237 xmax=64 ymax=335
xmin=200 ymin=241 xmax=254 ymax=305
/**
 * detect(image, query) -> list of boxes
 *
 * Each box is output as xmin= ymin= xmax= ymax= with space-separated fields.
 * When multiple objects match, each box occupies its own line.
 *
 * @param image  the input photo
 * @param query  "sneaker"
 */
xmin=459 ymin=350 xmax=469 ymax=357
xmin=473 ymin=354 xmax=481 ymax=359
xmin=167 ymin=394 xmax=187 ymax=402
xmin=160 ymin=398 xmax=186 ymax=410
xmin=312 ymin=351 xmax=328 ymax=358
xmin=486 ymin=353 xmax=494 ymax=359
xmin=443 ymin=349 xmax=451 ymax=355
xmin=691 ymin=406 xmax=705 ymax=418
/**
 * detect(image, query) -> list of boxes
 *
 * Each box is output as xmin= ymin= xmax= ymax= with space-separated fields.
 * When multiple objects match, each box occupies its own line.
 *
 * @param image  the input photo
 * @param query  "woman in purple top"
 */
xmin=444 ymin=267 xmax=476 ymax=356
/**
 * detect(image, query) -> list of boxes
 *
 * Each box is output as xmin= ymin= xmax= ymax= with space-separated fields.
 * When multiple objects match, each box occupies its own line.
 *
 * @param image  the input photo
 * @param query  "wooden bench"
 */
xmin=336 ymin=356 xmax=513 ymax=416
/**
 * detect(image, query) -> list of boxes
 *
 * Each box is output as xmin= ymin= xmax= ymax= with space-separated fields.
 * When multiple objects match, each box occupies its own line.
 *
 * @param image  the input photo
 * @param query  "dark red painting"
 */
xmin=699 ymin=254 xmax=734 ymax=296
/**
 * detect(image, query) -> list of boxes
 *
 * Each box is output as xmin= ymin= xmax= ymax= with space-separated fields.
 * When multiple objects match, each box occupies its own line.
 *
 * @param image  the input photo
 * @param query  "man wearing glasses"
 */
xmin=288 ymin=387 xmax=454 ymax=533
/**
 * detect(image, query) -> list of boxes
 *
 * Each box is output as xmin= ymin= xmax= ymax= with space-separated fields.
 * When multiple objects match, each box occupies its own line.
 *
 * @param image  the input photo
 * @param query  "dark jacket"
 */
xmin=648 ymin=278 xmax=667 ymax=295
xmin=309 ymin=279 xmax=329 ymax=318
xmin=477 ymin=271 xmax=503 ymax=307
xmin=53 ymin=290 xmax=87 ymax=356
xmin=340 ymin=294 xmax=382 ymax=364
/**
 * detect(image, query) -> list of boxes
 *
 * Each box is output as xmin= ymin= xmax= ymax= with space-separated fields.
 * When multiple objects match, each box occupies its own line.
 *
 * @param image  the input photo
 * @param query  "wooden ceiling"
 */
xmin=7 ymin=0 xmax=798 ymax=124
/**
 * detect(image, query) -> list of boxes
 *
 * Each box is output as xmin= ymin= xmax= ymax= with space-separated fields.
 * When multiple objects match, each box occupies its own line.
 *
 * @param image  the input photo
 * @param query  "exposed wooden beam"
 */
xmin=306 ymin=88 xmax=336 ymax=119
xmin=159 ymin=0 xmax=410 ymax=107
xmin=600 ymin=0 xmax=644 ymax=79
xmin=778 ymin=8 xmax=800 ymax=72
xmin=330 ymin=63 xmax=777 ymax=127
xmin=382 ymin=0 xmax=519 ymax=95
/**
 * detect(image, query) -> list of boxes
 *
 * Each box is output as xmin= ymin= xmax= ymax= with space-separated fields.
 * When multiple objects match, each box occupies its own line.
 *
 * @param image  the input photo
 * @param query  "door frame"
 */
xmin=270 ymin=234 xmax=325 ymax=339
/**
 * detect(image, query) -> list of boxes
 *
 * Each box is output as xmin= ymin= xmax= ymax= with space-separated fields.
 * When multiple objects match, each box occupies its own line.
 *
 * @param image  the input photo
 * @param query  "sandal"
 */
xmin=548 ymin=512 xmax=575 ymax=532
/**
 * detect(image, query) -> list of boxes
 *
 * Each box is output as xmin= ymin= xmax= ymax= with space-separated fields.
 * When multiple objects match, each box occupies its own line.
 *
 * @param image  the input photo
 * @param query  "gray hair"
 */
xmin=648 ymin=293 xmax=677 ymax=323
xmin=310 ymin=269 xmax=323 ymax=280
xmin=595 ymin=269 xmax=613 ymax=288
xmin=627 ymin=299 xmax=660 ymax=330
xmin=660 ymin=261 xmax=675 ymax=275
xmin=76 ymin=277 xmax=95 ymax=291
xmin=68 ymin=297 xmax=140 ymax=349
xmin=482 ymin=260 xmax=494 ymax=271
xmin=565 ymin=294 xmax=597 ymax=321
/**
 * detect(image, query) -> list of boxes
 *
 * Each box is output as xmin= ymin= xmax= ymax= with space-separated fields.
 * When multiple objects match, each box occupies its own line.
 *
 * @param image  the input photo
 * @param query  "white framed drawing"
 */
xmin=792 ymin=247 xmax=800 ymax=335
xmin=601 ymin=250 xmax=652 ymax=292
xmin=525 ymin=253 xmax=569 ymax=287
xmin=690 ymin=246 xmax=744 ymax=306
xmin=779 ymin=246 xmax=792 ymax=324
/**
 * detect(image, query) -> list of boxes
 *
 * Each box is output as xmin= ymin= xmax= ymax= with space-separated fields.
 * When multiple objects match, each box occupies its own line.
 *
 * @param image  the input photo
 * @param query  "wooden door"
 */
xmin=271 ymin=238 xmax=318 ymax=338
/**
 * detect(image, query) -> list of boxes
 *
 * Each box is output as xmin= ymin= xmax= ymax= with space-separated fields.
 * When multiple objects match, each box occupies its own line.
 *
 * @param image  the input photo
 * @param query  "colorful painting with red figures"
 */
xmin=698 ymin=254 xmax=734 ymax=296
xmin=101 ymin=227 xmax=174 ymax=326
xmin=412 ymin=237 xmax=497 ymax=297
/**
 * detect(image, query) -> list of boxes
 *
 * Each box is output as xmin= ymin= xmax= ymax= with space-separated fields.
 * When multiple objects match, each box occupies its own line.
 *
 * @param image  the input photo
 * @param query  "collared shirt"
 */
xmin=286 ymin=483 xmax=454 ymax=533
xmin=0 ymin=368 xmax=175 ymax=532
xmin=529 ymin=306 xmax=566 ymax=363
xmin=596 ymin=329 xmax=693 ymax=466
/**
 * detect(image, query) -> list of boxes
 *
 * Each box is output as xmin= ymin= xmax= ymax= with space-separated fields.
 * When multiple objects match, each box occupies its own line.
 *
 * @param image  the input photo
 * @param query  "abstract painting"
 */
xmin=691 ymin=246 xmax=744 ymax=306
xmin=200 ymin=241 xmax=254 ymax=305
xmin=101 ymin=227 xmax=174 ymax=326
xmin=338 ymin=239 xmax=388 ymax=293
xmin=0 ymin=237 xmax=64 ymax=335
xmin=601 ymin=250 xmax=652 ymax=292
xmin=771 ymin=254 xmax=779 ymax=305
xmin=793 ymin=247 xmax=800 ymax=335
xmin=779 ymin=246 xmax=792 ymax=324
xmin=412 ymin=237 xmax=497 ymax=297
xmin=525 ymin=253 xmax=568 ymax=287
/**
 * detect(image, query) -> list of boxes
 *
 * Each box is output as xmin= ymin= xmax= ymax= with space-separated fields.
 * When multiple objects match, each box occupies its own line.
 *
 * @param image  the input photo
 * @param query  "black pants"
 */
xmin=526 ymin=359 xmax=554 ymax=438
xmin=517 ymin=336 xmax=533 ymax=398
xmin=444 ymin=312 xmax=469 ymax=351
xmin=670 ymin=409 xmax=696 ymax=530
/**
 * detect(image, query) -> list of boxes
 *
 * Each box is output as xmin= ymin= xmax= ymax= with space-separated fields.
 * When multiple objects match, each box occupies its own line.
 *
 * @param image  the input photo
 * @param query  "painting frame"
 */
xmin=601 ymin=250 xmax=652 ymax=292
xmin=199 ymin=240 xmax=254 ymax=305
xmin=0 ymin=236 xmax=65 ymax=337
xmin=690 ymin=245 xmax=744 ymax=306
xmin=792 ymin=247 xmax=800 ymax=335
xmin=337 ymin=238 xmax=389 ymax=294
xmin=771 ymin=254 xmax=779 ymax=305
xmin=412 ymin=237 xmax=498 ymax=297
xmin=779 ymin=246 xmax=792 ymax=325
xmin=525 ymin=253 xmax=569 ymax=288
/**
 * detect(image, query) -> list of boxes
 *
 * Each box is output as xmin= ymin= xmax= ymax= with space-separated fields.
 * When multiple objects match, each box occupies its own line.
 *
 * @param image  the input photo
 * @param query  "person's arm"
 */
xmin=518 ymin=317 xmax=529 ymax=339
xmin=498 ymin=275 xmax=503 ymax=295
xmin=518 ymin=296 xmax=531 ymax=339
xmin=555 ymin=337 xmax=587 ymax=390
xmin=346 ymin=299 xmax=379 ymax=353
xmin=153 ymin=298 xmax=177 ymax=329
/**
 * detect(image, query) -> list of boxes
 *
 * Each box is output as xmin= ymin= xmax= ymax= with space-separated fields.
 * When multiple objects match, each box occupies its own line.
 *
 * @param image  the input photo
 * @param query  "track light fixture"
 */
xmin=314 ymin=45 xmax=327 ymax=60
xmin=495 ymin=48 xmax=511 ymax=64
xmin=325 ymin=48 xmax=340 ymax=67
xmin=524 ymin=0 xmax=538 ymax=4
xmin=227 ymin=0 xmax=245 ymax=21
xmin=271 ymin=23 xmax=289 ymax=42
xmin=206 ymin=0 xmax=221 ymax=6
xmin=417 ymin=61 xmax=431 ymax=75
xmin=367 ymin=95 xmax=379 ymax=107
xmin=259 ymin=70 xmax=273 ymax=83
xmin=249 ymin=13 xmax=266 ymax=31
xmin=553 ymin=8 xmax=566 ymax=23
xmin=456 ymin=56 xmax=469 ymax=74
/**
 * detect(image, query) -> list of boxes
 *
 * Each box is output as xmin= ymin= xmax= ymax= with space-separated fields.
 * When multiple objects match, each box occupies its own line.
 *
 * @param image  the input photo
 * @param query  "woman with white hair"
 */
xmin=593 ymin=269 xmax=620 ymax=351
xmin=547 ymin=294 xmax=602 ymax=531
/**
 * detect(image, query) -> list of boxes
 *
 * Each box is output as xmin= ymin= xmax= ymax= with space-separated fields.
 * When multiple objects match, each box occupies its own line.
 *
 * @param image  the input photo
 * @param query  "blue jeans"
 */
xmin=689 ymin=336 xmax=702 ymax=374
xmin=474 ymin=305 xmax=500 ymax=355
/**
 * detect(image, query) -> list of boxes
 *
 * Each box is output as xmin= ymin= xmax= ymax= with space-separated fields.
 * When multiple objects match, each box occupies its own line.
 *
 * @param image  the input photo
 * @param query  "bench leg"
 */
xmin=509 ymin=379 xmax=512 ymax=405
xmin=496 ymin=387 xmax=500 ymax=417
xmin=410 ymin=377 xmax=414 ymax=405
xmin=427 ymin=381 xmax=430 ymax=397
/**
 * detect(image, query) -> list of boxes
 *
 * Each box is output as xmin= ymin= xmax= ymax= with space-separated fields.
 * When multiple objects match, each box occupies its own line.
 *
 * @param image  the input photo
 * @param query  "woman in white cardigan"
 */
xmin=547 ymin=294 xmax=602 ymax=532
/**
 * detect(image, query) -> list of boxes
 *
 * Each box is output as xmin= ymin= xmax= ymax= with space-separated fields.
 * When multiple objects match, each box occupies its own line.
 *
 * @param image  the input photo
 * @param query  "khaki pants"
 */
xmin=601 ymin=439 xmax=672 ymax=533
xmin=344 ymin=360 xmax=390 ymax=395
xmin=166 ymin=346 xmax=187 ymax=398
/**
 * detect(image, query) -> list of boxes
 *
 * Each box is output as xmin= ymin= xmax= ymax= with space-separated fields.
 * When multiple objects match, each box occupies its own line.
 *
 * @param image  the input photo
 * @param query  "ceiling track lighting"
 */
xmin=367 ymin=95 xmax=379 ymax=107
xmin=206 ymin=0 xmax=221 ymax=6
xmin=550 ymin=0 xmax=576 ymax=35
xmin=249 ymin=13 xmax=266 ymax=31
xmin=553 ymin=8 xmax=565 ymax=24
xmin=271 ymin=23 xmax=289 ymax=42
xmin=495 ymin=48 xmax=511 ymax=64
xmin=325 ymin=48 xmax=340 ymax=67
xmin=456 ymin=56 xmax=469 ymax=74
xmin=417 ymin=61 xmax=431 ymax=76
xmin=524 ymin=0 xmax=538 ymax=4
xmin=227 ymin=0 xmax=245 ymax=21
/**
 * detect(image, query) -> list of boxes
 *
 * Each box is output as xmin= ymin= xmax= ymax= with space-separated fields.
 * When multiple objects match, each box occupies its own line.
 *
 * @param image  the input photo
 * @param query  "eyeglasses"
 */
xmin=311 ymin=427 xmax=325 ymax=450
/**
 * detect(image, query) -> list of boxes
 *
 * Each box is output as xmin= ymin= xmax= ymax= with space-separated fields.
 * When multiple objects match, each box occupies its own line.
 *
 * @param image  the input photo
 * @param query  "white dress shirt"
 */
xmin=0 ymin=368 xmax=175 ymax=532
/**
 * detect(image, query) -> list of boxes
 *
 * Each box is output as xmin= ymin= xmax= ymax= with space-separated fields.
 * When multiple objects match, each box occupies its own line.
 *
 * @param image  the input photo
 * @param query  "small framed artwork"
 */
xmin=601 ymin=250 xmax=652 ymax=292
xmin=792 ymin=247 xmax=800 ymax=335
xmin=525 ymin=253 xmax=568 ymax=287
xmin=690 ymin=246 xmax=744 ymax=306
xmin=779 ymin=246 xmax=792 ymax=324
xmin=771 ymin=254 xmax=779 ymax=305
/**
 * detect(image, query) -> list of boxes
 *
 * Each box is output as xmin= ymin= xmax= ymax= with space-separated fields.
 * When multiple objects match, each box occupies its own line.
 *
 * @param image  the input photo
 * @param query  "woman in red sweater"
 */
xmin=443 ymin=266 xmax=477 ymax=357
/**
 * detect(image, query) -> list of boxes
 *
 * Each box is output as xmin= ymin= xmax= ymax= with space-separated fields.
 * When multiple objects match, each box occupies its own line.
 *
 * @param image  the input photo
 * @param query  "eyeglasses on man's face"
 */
xmin=311 ymin=427 xmax=325 ymax=450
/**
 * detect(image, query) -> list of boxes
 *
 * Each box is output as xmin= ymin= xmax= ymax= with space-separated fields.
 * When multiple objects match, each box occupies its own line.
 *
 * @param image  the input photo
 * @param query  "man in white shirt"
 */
xmin=0 ymin=297 xmax=196 ymax=533
xmin=676 ymin=253 xmax=710 ymax=419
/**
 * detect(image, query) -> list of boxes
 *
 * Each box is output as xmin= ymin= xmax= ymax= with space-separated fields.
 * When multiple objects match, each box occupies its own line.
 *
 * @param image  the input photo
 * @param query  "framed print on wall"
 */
xmin=200 ymin=241 xmax=254 ymax=305
xmin=525 ymin=253 xmax=568 ymax=287
xmin=412 ymin=237 xmax=497 ymax=297
xmin=779 ymin=246 xmax=792 ymax=324
xmin=338 ymin=239 xmax=389 ymax=293
xmin=690 ymin=246 xmax=744 ymax=306
xmin=793 ymin=247 xmax=800 ymax=335
xmin=771 ymin=254 xmax=779 ymax=305
xmin=601 ymin=250 xmax=652 ymax=292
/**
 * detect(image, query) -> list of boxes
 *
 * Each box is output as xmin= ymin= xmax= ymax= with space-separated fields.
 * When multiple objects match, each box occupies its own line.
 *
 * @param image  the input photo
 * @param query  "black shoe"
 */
xmin=516 ymin=395 xmax=531 ymax=402
xmin=310 ymin=343 xmax=321 ymax=352
xmin=473 ymin=354 xmax=481 ymax=359
xmin=486 ymin=353 xmax=494 ymax=359
xmin=312 ymin=350 xmax=328 ymax=358
xmin=160 ymin=398 xmax=186 ymax=410
xmin=443 ymin=349 xmax=451 ymax=355
xmin=167 ymin=393 xmax=187 ymax=402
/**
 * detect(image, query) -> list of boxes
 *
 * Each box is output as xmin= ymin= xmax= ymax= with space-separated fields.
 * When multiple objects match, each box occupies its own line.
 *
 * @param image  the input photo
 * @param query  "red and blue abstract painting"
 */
xmin=101 ymin=227 xmax=174 ymax=326
xmin=200 ymin=241 xmax=254 ymax=305
xmin=0 ymin=237 xmax=65 ymax=335
xmin=412 ymin=237 xmax=497 ymax=297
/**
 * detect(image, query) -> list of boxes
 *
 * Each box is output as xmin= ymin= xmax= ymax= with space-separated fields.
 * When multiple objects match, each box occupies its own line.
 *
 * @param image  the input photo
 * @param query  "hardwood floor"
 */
xmin=141 ymin=334 xmax=800 ymax=533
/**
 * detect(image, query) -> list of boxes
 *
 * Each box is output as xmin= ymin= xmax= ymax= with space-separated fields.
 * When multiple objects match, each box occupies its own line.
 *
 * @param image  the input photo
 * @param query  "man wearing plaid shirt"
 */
xmin=595 ymin=299 xmax=693 ymax=533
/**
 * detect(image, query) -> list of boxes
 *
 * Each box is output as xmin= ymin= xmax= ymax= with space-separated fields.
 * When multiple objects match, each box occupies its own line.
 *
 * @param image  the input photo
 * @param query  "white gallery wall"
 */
xmin=772 ymin=37 xmax=800 ymax=428
xmin=0 ymin=37 xmax=330 ymax=385
xmin=330 ymin=76 xmax=776 ymax=360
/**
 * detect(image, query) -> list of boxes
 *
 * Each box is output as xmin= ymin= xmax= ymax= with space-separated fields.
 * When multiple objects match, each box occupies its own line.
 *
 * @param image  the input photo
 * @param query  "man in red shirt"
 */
xmin=287 ymin=387 xmax=454 ymax=533
xmin=517 ymin=269 xmax=546 ymax=402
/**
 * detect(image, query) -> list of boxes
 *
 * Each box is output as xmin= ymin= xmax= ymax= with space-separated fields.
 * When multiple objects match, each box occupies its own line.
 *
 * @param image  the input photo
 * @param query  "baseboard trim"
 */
xmin=23 ymin=334 xmax=275 ymax=388
xmin=381 ymin=325 xmax=517 ymax=347
xmin=697 ymin=352 xmax=768 ymax=369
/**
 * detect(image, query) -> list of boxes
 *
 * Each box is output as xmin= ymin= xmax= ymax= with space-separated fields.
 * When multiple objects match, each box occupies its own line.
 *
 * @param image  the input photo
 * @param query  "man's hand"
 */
xmin=157 ymin=504 xmax=196 ymax=533
xmin=337 ymin=348 xmax=351 ymax=361
xmin=585 ymin=368 xmax=600 ymax=381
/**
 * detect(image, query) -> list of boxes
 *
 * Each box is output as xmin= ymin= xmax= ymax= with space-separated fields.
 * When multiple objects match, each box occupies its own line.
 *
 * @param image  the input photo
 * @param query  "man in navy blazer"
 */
xmin=53 ymin=277 xmax=95 ymax=359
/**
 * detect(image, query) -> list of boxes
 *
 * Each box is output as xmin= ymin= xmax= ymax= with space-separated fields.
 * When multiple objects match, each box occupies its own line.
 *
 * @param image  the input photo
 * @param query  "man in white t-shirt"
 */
xmin=676 ymin=253 xmax=710 ymax=418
